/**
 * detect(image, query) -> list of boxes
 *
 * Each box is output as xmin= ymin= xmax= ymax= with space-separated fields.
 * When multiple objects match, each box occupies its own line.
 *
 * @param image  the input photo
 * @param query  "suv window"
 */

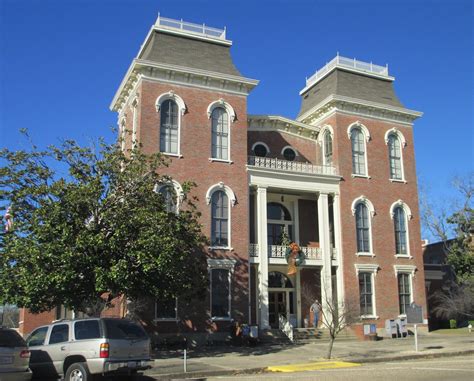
xmin=104 ymin=319 xmax=147 ymax=340
xmin=0 ymin=329 xmax=27 ymax=347
xmin=74 ymin=320 xmax=101 ymax=340
xmin=27 ymin=326 xmax=49 ymax=347
xmin=49 ymin=324 xmax=69 ymax=344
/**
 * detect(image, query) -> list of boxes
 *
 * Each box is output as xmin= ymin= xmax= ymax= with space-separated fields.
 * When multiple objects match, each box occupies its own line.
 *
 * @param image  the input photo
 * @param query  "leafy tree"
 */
xmin=0 ymin=132 xmax=207 ymax=314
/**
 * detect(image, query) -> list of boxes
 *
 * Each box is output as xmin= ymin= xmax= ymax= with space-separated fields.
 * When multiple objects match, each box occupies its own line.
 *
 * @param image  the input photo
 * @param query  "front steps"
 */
xmin=260 ymin=328 xmax=358 ymax=345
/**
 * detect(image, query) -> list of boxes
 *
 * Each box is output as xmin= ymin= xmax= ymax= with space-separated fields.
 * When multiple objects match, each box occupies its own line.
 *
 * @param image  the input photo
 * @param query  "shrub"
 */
xmin=449 ymin=319 xmax=457 ymax=329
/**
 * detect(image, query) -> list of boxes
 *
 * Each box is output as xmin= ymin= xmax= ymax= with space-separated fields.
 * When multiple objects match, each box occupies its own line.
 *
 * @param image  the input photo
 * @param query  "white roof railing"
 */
xmin=155 ymin=14 xmax=227 ymax=41
xmin=303 ymin=54 xmax=392 ymax=94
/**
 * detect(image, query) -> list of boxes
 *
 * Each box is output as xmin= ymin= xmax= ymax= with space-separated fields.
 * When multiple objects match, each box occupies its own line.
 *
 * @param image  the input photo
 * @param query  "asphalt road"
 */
xmin=206 ymin=355 xmax=474 ymax=381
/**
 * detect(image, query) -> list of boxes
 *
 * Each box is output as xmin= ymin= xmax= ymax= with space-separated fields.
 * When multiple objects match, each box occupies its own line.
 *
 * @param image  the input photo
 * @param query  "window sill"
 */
xmin=209 ymin=246 xmax=233 ymax=251
xmin=209 ymin=158 xmax=233 ymax=164
xmin=395 ymin=254 xmax=413 ymax=259
xmin=361 ymin=315 xmax=379 ymax=320
xmin=351 ymin=174 xmax=371 ymax=179
xmin=162 ymin=153 xmax=183 ymax=158
xmin=356 ymin=252 xmax=375 ymax=257
xmin=153 ymin=318 xmax=179 ymax=322
xmin=389 ymin=178 xmax=407 ymax=183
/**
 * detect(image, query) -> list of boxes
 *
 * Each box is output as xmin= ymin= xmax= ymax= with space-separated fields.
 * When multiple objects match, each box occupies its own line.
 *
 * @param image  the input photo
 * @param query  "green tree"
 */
xmin=0 ymin=133 xmax=207 ymax=314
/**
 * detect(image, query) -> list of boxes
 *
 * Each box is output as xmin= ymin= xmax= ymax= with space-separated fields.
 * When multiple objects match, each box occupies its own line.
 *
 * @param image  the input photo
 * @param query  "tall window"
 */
xmin=324 ymin=132 xmax=333 ymax=165
xmin=211 ymin=107 xmax=229 ymax=160
xmin=388 ymin=134 xmax=402 ymax=180
xmin=358 ymin=272 xmax=373 ymax=316
xmin=393 ymin=206 xmax=408 ymax=254
xmin=267 ymin=202 xmax=293 ymax=245
xmin=398 ymin=273 xmax=411 ymax=314
xmin=351 ymin=128 xmax=366 ymax=175
xmin=211 ymin=190 xmax=229 ymax=247
xmin=160 ymin=99 xmax=179 ymax=154
xmin=355 ymin=203 xmax=370 ymax=253
xmin=210 ymin=268 xmax=231 ymax=319
xmin=159 ymin=185 xmax=177 ymax=213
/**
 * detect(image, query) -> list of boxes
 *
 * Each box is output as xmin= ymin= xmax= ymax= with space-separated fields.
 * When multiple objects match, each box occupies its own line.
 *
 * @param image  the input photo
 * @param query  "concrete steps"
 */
xmin=293 ymin=327 xmax=357 ymax=343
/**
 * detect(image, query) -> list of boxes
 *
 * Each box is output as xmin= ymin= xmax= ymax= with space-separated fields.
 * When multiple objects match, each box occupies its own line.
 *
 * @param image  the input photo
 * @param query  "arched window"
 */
xmin=158 ymin=185 xmax=177 ymax=213
xmin=211 ymin=190 xmax=229 ymax=247
xmin=351 ymin=128 xmax=366 ymax=175
xmin=160 ymin=99 xmax=179 ymax=154
xmin=355 ymin=203 xmax=371 ymax=253
xmin=252 ymin=142 xmax=269 ymax=157
xmin=268 ymin=271 xmax=293 ymax=288
xmin=267 ymin=202 xmax=293 ymax=245
xmin=324 ymin=131 xmax=333 ymax=165
xmin=393 ymin=206 xmax=408 ymax=255
xmin=388 ymin=134 xmax=402 ymax=180
xmin=211 ymin=107 xmax=229 ymax=160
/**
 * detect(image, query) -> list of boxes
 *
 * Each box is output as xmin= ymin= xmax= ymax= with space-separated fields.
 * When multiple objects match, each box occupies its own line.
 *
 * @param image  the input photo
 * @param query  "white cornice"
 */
xmin=248 ymin=114 xmax=319 ymax=141
xmin=111 ymin=60 xmax=259 ymax=112
xmin=298 ymin=94 xmax=423 ymax=126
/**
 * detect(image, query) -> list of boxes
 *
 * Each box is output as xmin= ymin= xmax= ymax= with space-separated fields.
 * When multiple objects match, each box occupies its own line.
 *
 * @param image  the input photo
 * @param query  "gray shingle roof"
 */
xmin=298 ymin=69 xmax=404 ymax=118
xmin=139 ymin=31 xmax=242 ymax=77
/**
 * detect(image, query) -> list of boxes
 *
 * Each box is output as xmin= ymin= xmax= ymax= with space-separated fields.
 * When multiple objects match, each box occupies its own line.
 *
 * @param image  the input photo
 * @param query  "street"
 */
xmin=206 ymin=355 xmax=474 ymax=381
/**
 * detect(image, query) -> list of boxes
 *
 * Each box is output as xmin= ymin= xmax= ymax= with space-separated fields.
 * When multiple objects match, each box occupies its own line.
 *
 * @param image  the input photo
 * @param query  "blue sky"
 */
xmin=1 ymin=0 xmax=473 ymax=236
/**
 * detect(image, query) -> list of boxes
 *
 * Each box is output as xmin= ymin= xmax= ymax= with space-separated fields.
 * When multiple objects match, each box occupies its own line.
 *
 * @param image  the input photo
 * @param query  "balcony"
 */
xmin=248 ymin=156 xmax=337 ymax=176
xmin=249 ymin=244 xmax=337 ymax=264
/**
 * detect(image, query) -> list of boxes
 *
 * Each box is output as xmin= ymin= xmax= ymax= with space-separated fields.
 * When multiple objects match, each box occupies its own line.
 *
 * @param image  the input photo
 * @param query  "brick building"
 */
xmin=20 ymin=16 xmax=428 ymax=339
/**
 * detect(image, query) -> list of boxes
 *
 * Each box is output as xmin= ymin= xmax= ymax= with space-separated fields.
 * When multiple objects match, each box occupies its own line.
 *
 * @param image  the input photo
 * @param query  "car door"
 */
xmin=27 ymin=325 xmax=52 ymax=377
xmin=47 ymin=323 xmax=70 ymax=375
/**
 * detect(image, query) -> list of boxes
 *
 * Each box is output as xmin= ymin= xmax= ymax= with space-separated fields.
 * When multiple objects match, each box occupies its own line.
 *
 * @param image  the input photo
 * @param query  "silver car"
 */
xmin=0 ymin=327 xmax=32 ymax=381
xmin=26 ymin=318 xmax=152 ymax=381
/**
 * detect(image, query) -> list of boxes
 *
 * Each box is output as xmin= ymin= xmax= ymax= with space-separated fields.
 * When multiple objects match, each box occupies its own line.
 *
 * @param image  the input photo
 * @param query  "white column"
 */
xmin=332 ymin=193 xmax=345 ymax=311
xmin=318 ymin=192 xmax=333 ymax=325
xmin=256 ymin=186 xmax=270 ymax=329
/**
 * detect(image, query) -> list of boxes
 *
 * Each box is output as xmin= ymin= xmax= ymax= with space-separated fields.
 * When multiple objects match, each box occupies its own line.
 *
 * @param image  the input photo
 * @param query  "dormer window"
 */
xmin=282 ymin=146 xmax=297 ymax=161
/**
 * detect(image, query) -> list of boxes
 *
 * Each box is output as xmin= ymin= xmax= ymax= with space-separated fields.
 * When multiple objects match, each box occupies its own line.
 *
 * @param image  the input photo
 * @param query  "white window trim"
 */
xmin=154 ymin=180 xmax=185 ymax=214
xmin=154 ymin=297 xmax=178 ymax=322
xmin=317 ymin=125 xmax=334 ymax=165
xmin=394 ymin=265 xmax=416 ymax=317
xmin=208 ymin=258 xmax=236 ymax=321
xmin=385 ymin=128 xmax=407 ymax=182
xmin=390 ymin=200 xmax=413 ymax=258
xmin=347 ymin=121 xmax=370 ymax=177
xmin=355 ymin=264 xmax=379 ymax=319
xmin=119 ymin=115 xmax=127 ymax=152
xmin=351 ymin=196 xmax=375 ymax=256
xmin=131 ymin=95 xmax=139 ymax=149
xmin=281 ymin=145 xmax=298 ymax=160
xmin=156 ymin=91 xmax=186 ymax=156
xmin=206 ymin=182 xmax=236 ymax=250
xmin=208 ymin=99 xmax=235 ymax=162
xmin=251 ymin=141 xmax=270 ymax=157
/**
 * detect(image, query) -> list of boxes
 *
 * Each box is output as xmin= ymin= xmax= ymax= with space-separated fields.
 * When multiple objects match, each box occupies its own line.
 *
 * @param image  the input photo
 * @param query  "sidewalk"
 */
xmin=143 ymin=332 xmax=474 ymax=380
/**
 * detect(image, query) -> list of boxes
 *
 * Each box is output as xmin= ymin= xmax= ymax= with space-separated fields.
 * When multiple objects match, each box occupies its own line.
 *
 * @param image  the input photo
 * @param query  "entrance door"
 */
xmin=269 ymin=291 xmax=286 ymax=328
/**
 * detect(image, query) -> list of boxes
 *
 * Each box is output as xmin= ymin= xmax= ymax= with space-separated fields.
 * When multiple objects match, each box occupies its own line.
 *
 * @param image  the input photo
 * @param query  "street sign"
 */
xmin=406 ymin=303 xmax=423 ymax=324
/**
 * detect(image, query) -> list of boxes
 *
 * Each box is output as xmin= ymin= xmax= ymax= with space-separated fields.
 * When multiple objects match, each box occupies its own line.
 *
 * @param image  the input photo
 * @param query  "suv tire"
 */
xmin=65 ymin=362 xmax=92 ymax=381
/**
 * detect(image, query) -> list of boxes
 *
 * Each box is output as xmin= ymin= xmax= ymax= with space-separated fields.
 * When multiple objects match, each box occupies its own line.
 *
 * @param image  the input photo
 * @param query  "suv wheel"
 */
xmin=65 ymin=362 xmax=91 ymax=381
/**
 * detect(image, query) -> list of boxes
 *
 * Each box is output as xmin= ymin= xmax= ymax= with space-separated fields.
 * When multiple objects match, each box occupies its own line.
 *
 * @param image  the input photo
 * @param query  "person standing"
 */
xmin=310 ymin=299 xmax=321 ymax=328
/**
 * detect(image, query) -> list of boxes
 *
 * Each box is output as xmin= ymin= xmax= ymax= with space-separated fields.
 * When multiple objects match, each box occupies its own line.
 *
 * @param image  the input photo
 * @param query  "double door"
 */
xmin=268 ymin=290 xmax=295 ymax=328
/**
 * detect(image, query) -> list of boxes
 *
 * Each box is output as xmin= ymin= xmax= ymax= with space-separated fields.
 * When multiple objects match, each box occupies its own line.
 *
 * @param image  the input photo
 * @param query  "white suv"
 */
xmin=26 ymin=318 xmax=153 ymax=381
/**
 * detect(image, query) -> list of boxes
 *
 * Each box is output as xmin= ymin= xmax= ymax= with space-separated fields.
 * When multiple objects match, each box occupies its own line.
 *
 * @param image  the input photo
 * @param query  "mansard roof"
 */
xmin=139 ymin=30 xmax=242 ymax=77
xmin=298 ymin=68 xmax=404 ymax=118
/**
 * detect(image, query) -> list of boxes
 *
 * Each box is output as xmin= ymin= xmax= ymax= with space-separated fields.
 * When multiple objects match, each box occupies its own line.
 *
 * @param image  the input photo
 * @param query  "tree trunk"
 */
xmin=326 ymin=337 xmax=335 ymax=359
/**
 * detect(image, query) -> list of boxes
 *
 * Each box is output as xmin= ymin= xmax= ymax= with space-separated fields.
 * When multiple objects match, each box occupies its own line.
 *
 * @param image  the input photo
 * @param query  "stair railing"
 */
xmin=278 ymin=314 xmax=294 ymax=343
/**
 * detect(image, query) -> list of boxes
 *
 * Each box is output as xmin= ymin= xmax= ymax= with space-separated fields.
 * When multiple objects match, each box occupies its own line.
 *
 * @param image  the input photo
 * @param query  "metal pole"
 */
xmin=414 ymin=324 xmax=418 ymax=352
xmin=184 ymin=349 xmax=187 ymax=372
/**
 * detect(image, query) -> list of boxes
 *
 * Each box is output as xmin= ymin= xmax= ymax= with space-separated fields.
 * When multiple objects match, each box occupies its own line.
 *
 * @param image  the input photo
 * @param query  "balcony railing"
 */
xmin=155 ymin=14 xmax=226 ymax=40
xmin=248 ymin=156 xmax=337 ymax=176
xmin=249 ymin=244 xmax=322 ymax=260
xmin=305 ymin=55 xmax=389 ymax=90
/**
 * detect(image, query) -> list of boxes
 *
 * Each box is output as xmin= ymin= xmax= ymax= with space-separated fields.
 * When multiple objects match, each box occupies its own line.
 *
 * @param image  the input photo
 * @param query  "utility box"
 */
xmin=396 ymin=318 xmax=408 ymax=337
xmin=385 ymin=319 xmax=397 ymax=338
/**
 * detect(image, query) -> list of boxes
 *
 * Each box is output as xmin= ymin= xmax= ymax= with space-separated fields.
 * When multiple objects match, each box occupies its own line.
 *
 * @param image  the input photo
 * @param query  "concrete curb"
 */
xmin=148 ymin=350 xmax=474 ymax=380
